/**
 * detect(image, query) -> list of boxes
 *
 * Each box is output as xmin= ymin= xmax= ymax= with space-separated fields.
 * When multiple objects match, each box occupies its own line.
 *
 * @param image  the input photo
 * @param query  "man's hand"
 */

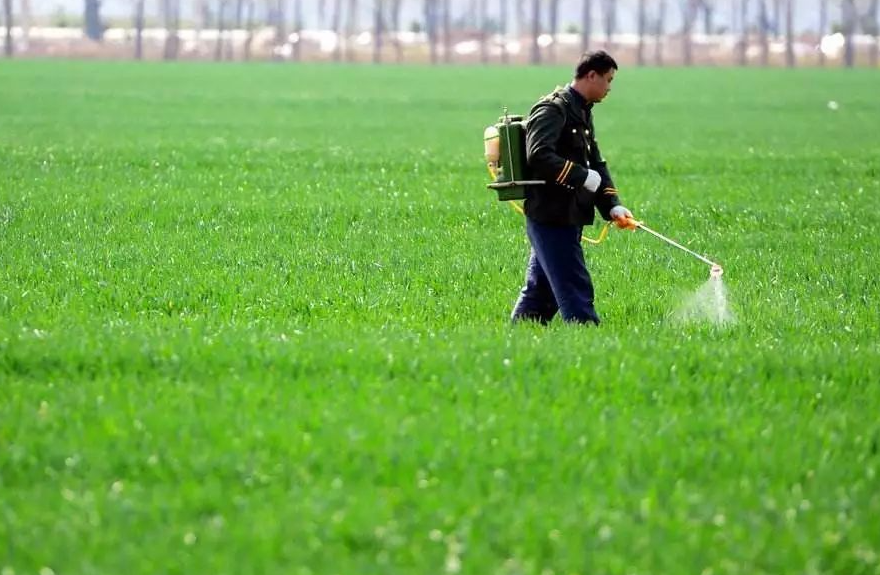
xmin=610 ymin=205 xmax=637 ymax=230
xmin=583 ymin=170 xmax=601 ymax=193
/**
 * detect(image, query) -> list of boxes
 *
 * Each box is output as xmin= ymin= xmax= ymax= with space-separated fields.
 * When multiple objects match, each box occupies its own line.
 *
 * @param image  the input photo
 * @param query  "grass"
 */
xmin=1 ymin=60 xmax=879 ymax=575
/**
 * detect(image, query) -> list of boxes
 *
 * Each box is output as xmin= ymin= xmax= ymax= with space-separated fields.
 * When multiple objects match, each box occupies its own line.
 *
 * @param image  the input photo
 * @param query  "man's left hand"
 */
xmin=610 ymin=205 xmax=637 ymax=230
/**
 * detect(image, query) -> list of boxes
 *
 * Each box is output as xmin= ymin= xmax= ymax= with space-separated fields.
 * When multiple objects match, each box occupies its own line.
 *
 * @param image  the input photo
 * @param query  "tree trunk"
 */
xmin=758 ymin=0 xmax=768 ymax=66
xmin=3 ymin=0 xmax=12 ymax=57
xmin=346 ymin=0 xmax=357 ymax=62
xmin=637 ymin=0 xmax=646 ymax=65
xmin=581 ymin=0 xmax=592 ymax=52
xmin=871 ymin=0 xmax=879 ymax=67
xmin=84 ymin=0 xmax=103 ymax=40
xmin=134 ymin=0 xmax=145 ymax=59
xmin=601 ymin=0 xmax=615 ymax=50
xmin=390 ymin=0 xmax=402 ymax=62
xmin=515 ymin=0 xmax=526 ymax=38
xmin=318 ymin=0 xmax=327 ymax=27
xmin=479 ymin=0 xmax=488 ymax=63
xmin=425 ymin=0 xmax=437 ymax=63
xmin=784 ymin=0 xmax=794 ymax=66
xmin=20 ymin=0 xmax=30 ymax=50
xmin=843 ymin=0 xmax=855 ymax=67
xmin=293 ymin=0 xmax=302 ymax=61
xmin=701 ymin=0 xmax=713 ymax=34
xmin=273 ymin=0 xmax=285 ymax=60
xmin=442 ymin=0 xmax=451 ymax=63
xmin=226 ymin=0 xmax=242 ymax=60
xmin=739 ymin=0 xmax=749 ymax=65
xmin=243 ymin=0 xmax=254 ymax=60
xmin=681 ymin=0 xmax=696 ymax=66
xmin=818 ymin=0 xmax=826 ymax=66
xmin=333 ymin=0 xmax=343 ymax=60
xmin=216 ymin=0 xmax=227 ymax=61
xmin=529 ymin=0 xmax=540 ymax=63
xmin=547 ymin=0 xmax=559 ymax=63
xmin=730 ymin=0 xmax=737 ymax=34
xmin=373 ymin=0 xmax=383 ymax=63
xmin=655 ymin=0 xmax=667 ymax=65
xmin=771 ymin=0 xmax=779 ymax=38
xmin=499 ymin=0 xmax=508 ymax=63
xmin=163 ymin=0 xmax=180 ymax=60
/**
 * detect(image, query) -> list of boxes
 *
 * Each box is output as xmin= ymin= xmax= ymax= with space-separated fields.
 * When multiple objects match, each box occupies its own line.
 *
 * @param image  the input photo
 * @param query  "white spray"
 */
xmin=674 ymin=265 xmax=735 ymax=325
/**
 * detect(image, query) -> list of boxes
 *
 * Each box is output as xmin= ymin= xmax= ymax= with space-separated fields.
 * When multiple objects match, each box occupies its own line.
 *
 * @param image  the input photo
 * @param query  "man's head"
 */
xmin=572 ymin=51 xmax=618 ymax=104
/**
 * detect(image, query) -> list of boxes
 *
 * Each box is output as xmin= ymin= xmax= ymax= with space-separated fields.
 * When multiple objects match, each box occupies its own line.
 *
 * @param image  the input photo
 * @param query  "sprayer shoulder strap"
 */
xmin=533 ymin=87 xmax=569 ymax=121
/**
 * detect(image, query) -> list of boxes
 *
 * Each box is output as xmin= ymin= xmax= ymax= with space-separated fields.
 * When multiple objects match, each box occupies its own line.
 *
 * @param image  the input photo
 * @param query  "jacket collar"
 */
xmin=561 ymin=83 xmax=593 ymax=124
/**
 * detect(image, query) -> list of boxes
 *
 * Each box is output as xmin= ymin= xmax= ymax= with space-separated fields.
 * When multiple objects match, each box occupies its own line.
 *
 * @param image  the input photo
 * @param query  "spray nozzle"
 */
xmin=710 ymin=265 xmax=724 ymax=279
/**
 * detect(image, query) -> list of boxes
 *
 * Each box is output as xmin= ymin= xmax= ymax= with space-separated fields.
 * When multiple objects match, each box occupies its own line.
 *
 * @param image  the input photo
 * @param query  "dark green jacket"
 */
xmin=523 ymin=85 xmax=621 ymax=226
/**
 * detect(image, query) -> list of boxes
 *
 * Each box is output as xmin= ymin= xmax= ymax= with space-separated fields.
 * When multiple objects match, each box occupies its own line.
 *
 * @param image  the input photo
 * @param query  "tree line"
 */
xmin=2 ymin=0 xmax=879 ymax=67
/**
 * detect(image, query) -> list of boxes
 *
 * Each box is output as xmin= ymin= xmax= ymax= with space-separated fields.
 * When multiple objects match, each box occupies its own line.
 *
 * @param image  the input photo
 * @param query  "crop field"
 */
xmin=1 ymin=60 xmax=879 ymax=575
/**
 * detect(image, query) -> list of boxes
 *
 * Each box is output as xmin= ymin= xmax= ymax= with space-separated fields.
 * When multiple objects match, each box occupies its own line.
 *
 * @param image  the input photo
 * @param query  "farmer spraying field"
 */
xmin=485 ymin=51 xmax=728 ymax=325
xmin=509 ymin=51 xmax=636 ymax=325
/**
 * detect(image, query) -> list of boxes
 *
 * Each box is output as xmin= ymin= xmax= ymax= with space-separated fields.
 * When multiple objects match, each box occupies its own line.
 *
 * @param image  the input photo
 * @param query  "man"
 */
xmin=511 ymin=50 xmax=636 ymax=326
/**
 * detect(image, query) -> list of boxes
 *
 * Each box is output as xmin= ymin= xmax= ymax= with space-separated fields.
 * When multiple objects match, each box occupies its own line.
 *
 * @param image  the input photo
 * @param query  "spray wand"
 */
xmin=618 ymin=217 xmax=724 ymax=279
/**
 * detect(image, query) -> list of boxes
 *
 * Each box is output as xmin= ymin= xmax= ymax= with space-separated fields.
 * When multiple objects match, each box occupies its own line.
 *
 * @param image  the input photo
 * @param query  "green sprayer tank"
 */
xmin=484 ymin=111 xmax=544 ymax=202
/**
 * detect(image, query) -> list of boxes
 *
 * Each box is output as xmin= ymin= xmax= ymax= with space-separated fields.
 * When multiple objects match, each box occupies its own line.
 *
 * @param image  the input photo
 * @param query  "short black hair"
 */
xmin=574 ymin=50 xmax=618 ymax=79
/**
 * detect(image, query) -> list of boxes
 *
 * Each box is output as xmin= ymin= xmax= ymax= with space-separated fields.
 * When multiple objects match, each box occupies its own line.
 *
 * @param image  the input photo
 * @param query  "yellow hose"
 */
xmin=507 ymin=200 xmax=613 ymax=245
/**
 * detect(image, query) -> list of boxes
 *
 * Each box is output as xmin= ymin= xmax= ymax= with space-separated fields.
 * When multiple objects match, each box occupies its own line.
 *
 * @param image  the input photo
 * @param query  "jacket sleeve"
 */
xmin=589 ymin=134 xmax=622 ymax=220
xmin=525 ymin=102 xmax=591 ymax=189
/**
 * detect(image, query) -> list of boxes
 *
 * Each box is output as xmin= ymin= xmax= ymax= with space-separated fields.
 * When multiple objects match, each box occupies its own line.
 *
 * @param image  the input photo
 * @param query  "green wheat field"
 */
xmin=1 ymin=61 xmax=879 ymax=575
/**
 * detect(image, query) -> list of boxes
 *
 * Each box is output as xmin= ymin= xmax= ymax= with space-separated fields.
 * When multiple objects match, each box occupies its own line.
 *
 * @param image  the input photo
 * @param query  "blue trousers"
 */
xmin=511 ymin=217 xmax=600 ymax=325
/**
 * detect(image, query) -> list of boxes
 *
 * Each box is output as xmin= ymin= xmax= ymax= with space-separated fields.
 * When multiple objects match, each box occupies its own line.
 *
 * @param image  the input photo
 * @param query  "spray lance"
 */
xmin=615 ymin=217 xmax=724 ymax=279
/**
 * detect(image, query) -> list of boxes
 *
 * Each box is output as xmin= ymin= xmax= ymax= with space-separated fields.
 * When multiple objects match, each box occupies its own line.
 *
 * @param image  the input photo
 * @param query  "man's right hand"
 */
xmin=583 ymin=169 xmax=601 ymax=193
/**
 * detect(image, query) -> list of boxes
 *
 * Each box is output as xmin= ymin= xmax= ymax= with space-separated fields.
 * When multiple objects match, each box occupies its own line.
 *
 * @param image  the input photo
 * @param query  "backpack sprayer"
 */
xmin=483 ymin=109 xmax=724 ymax=279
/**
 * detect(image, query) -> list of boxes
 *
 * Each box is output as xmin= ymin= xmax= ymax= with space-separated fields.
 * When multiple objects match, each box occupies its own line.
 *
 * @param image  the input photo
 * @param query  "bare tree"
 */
xmin=739 ymin=0 xmax=749 ymax=65
xmin=655 ymin=0 xmax=668 ymax=65
xmin=163 ymin=0 xmax=181 ymax=60
xmin=600 ymin=0 xmax=616 ymax=49
xmin=20 ymin=0 xmax=30 ymax=50
xmin=243 ymin=0 xmax=255 ymax=59
xmin=215 ymin=0 xmax=227 ymax=61
xmin=389 ymin=0 xmax=403 ymax=62
xmin=515 ymin=0 xmax=526 ymax=38
xmin=757 ymin=0 xmax=768 ymax=65
xmin=272 ymin=0 xmax=285 ymax=60
xmin=84 ymin=0 xmax=103 ymax=40
xmin=581 ymin=0 xmax=592 ymax=52
xmin=442 ymin=0 xmax=451 ymax=63
xmin=530 ymin=0 xmax=540 ymax=63
xmin=332 ymin=0 xmax=343 ymax=60
xmin=771 ymin=0 xmax=780 ymax=36
xmin=425 ymin=0 xmax=438 ymax=63
xmin=500 ymin=0 xmax=508 ymax=63
xmin=293 ymin=0 xmax=302 ymax=61
xmin=318 ymin=0 xmax=328 ymax=27
xmin=373 ymin=0 xmax=383 ymax=63
xmin=478 ymin=0 xmax=488 ymax=63
xmin=3 ymin=0 xmax=12 ymax=57
xmin=548 ymin=0 xmax=560 ymax=62
xmin=134 ymin=0 xmax=145 ymax=59
xmin=700 ymin=0 xmax=715 ymax=33
xmin=680 ymin=0 xmax=698 ymax=65
xmin=842 ymin=0 xmax=856 ymax=67
xmin=637 ymin=0 xmax=647 ymax=64
xmin=818 ymin=0 xmax=827 ymax=66
xmin=870 ymin=0 xmax=879 ymax=67
xmin=784 ymin=0 xmax=794 ymax=66
xmin=345 ymin=0 xmax=358 ymax=62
